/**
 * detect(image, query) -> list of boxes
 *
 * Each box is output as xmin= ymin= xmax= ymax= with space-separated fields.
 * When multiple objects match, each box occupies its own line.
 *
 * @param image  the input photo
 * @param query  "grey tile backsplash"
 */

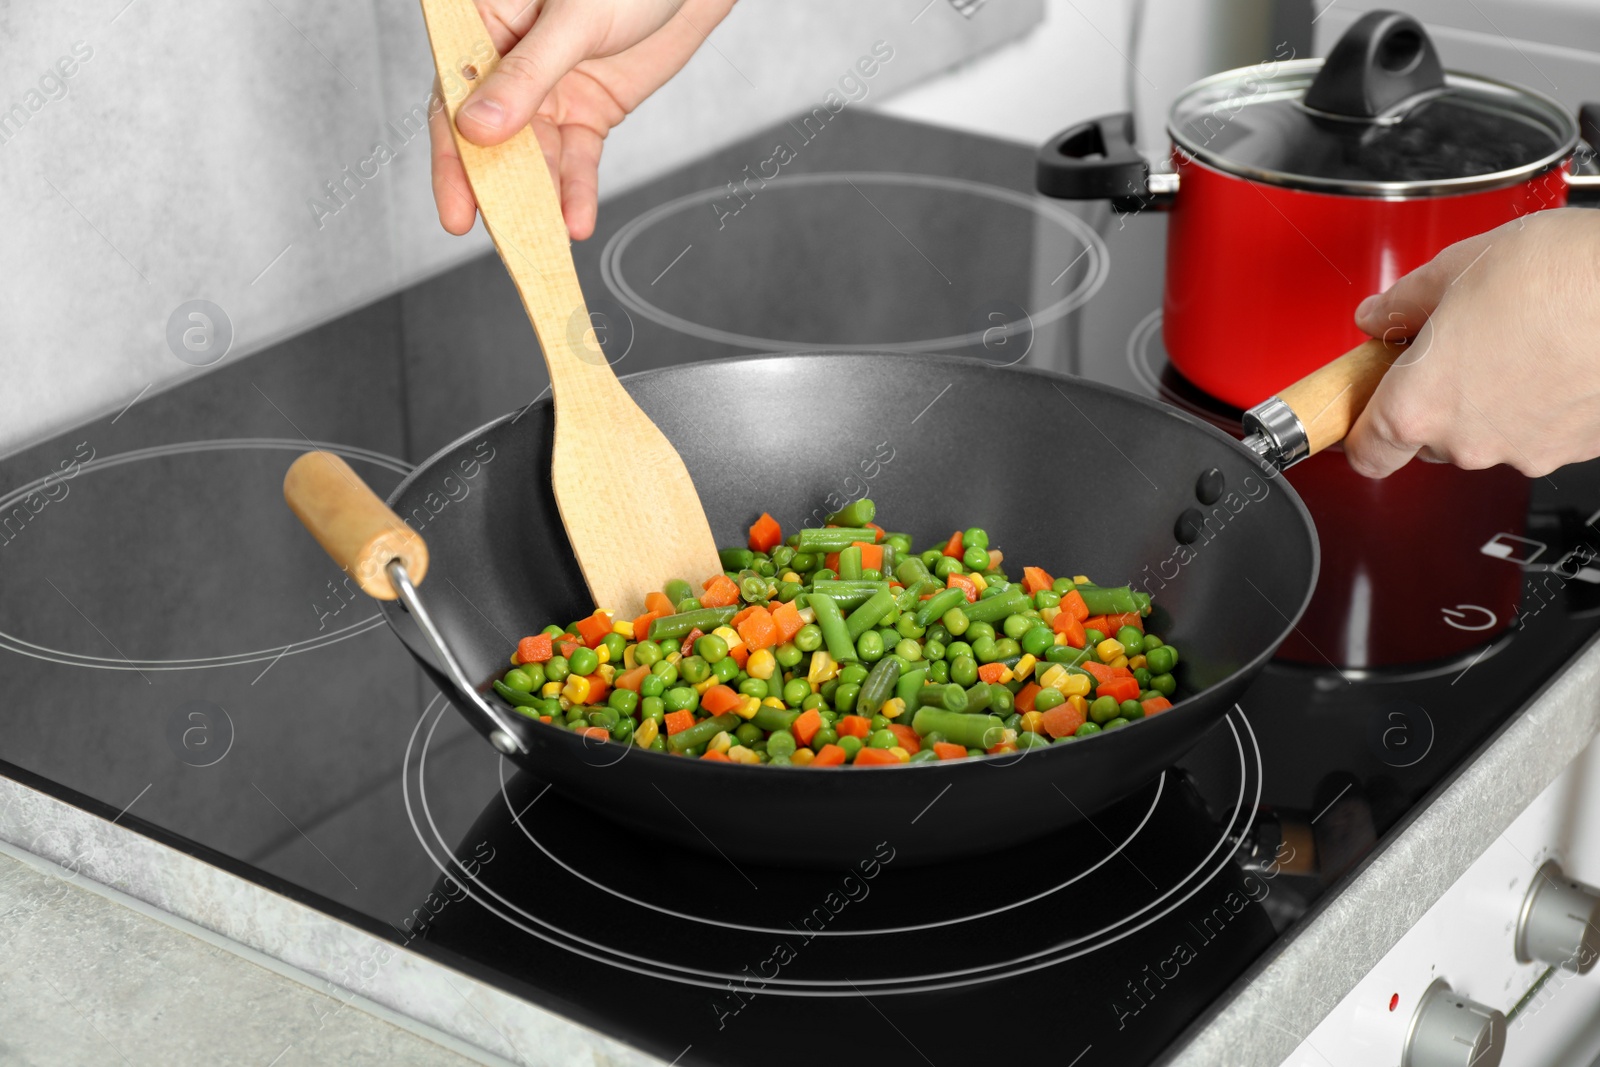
xmin=1 ymin=0 xmax=1043 ymax=458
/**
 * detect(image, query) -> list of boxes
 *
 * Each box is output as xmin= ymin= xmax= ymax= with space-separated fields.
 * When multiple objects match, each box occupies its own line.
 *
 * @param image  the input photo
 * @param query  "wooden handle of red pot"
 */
xmin=283 ymin=452 xmax=428 ymax=600
xmin=1279 ymin=337 xmax=1407 ymax=456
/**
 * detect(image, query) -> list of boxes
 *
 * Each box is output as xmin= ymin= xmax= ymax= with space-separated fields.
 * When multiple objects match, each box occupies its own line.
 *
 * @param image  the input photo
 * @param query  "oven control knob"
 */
xmin=1516 ymin=860 xmax=1600 ymax=972
xmin=1401 ymin=979 xmax=1505 ymax=1067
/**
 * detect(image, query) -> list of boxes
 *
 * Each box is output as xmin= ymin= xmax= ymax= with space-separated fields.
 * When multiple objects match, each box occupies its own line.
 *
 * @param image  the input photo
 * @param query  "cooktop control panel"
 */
xmin=1283 ymin=737 xmax=1600 ymax=1067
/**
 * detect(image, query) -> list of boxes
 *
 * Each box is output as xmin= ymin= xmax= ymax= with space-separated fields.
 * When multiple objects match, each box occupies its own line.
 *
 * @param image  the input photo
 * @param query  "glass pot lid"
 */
xmin=1167 ymin=10 xmax=1578 ymax=197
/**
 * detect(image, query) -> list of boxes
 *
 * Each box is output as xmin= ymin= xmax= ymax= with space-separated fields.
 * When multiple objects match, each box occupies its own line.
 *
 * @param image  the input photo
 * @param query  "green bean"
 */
xmin=915 ymin=587 xmax=966 ymax=628
xmin=1045 ymin=644 xmax=1097 ymax=667
xmin=895 ymin=576 xmax=938 ymax=614
xmin=810 ymin=580 xmax=891 ymax=610
xmin=649 ymin=606 xmax=739 ymax=640
xmin=719 ymin=547 xmax=755 ymax=571
xmin=895 ymin=556 xmax=930 ymax=587
xmin=880 ymin=543 xmax=896 ymax=582
xmin=963 ymin=682 xmax=992 ymax=714
xmin=845 ymin=589 xmax=896 ymax=639
xmin=960 ymin=586 xmax=1030 ymax=624
xmin=824 ymin=498 xmax=876 ymax=527
xmin=895 ymin=666 xmax=928 ymax=707
xmin=493 ymin=680 xmax=543 ymax=708
xmin=797 ymin=527 xmax=878 ymax=552
xmin=664 ymin=578 xmax=693 ymax=605
xmin=807 ymin=592 xmax=859 ymax=663
xmin=666 ymin=712 xmax=741 ymax=753
xmin=752 ymin=705 xmax=799 ymax=732
xmin=1078 ymin=584 xmax=1138 ymax=616
xmin=856 ymin=656 xmax=901 ymax=716
xmin=837 ymin=545 xmax=863 ymax=581
xmin=915 ymin=683 xmax=968 ymax=713
xmin=911 ymin=708 xmax=1007 ymax=750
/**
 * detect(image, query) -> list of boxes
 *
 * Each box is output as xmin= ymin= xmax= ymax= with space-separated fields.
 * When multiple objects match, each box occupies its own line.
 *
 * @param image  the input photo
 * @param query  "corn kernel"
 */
xmin=693 ymin=677 xmax=718 ymax=695
xmin=562 ymin=676 xmax=591 ymax=704
xmin=612 ymin=621 xmax=634 ymax=638
xmin=1014 ymin=654 xmax=1037 ymax=680
xmin=970 ymin=572 xmax=988 ymax=593
xmin=1037 ymin=664 xmax=1065 ymax=690
xmin=712 ymin=626 xmax=743 ymax=650
xmin=807 ymin=650 xmax=837 ymax=685
xmin=881 ymin=697 xmax=907 ymax=720
xmin=557 ymin=697 xmax=571 ymax=710
xmin=597 ymin=663 xmax=616 ymax=684
xmin=995 ymin=665 xmax=1015 ymax=685
xmin=735 ymin=695 xmax=762 ymax=720
xmin=595 ymin=644 xmax=611 ymax=664
xmin=1020 ymin=710 xmax=1045 ymax=734
xmin=1039 ymin=606 xmax=1060 ymax=624
xmin=1096 ymin=638 xmax=1125 ymax=663
xmin=889 ymin=746 xmax=911 ymax=763
xmin=1110 ymin=655 xmax=1129 ymax=669
xmin=1054 ymin=632 xmax=1070 ymax=645
xmin=1073 ymin=574 xmax=1091 ymax=585
xmin=747 ymin=648 xmax=777 ymax=680
xmin=623 ymin=645 xmax=638 ymax=669
xmin=727 ymin=744 xmax=760 ymax=765
xmin=761 ymin=697 xmax=786 ymax=710
xmin=666 ymin=651 xmax=682 ymax=666
xmin=1129 ymin=654 xmax=1147 ymax=669
xmin=540 ymin=681 xmax=562 ymax=698
xmin=635 ymin=718 xmax=659 ymax=748
xmin=782 ymin=571 xmax=802 ymax=584
xmin=1067 ymin=694 xmax=1089 ymax=715
xmin=790 ymin=748 xmax=816 ymax=766
xmin=1060 ymin=673 xmax=1092 ymax=698
xmin=797 ymin=606 xmax=816 ymax=624
xmin=708 ymin=731 xmax=734 ymax=754
xmin=510 ymin=652 xmax=520 ymax=666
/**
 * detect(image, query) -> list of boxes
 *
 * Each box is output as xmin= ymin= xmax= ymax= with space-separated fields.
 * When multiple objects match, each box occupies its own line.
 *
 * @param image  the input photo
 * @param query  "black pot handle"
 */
xmin=1036 ymin=112 xmax=1149 ymax=201
xmin=1304 ymin=10 xmax=1446 ymax=119
xmin=1569 ymin=103 xmax=1600 ymax=207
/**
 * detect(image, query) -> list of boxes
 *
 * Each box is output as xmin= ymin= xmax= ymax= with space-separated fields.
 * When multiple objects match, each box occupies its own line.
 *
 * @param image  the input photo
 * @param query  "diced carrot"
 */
xmin=1084 ymin=615 xmax=1110 ymax=635
xmin=1015 ymin=683 xmax=1042 ymax=713
xmin=574 ymin=612 xmax=611 ymax=649
xmin=977 ymin=662 xmax=1009 ymax=685
xmin=700 ymin=684 xmax=741 ymax=715
xmin=1039 ymin=703 xmax=1087 ymax=738
xmin=664 ymin=710 xmax=696 ymax=736
xmin=987 ymin=550 xmax=1004 ymax=571
xmin=556 ymin=638 xmax=580 ymax=659
xmin=539 ymin=715 xmax=552 ymax=724
xmin=854 ymin=747 xmax=901 ymax=766
xmin=616 ymin=666 xmax=650 ymax=693
xmin=729 ymin=605 xmax=762 ymax=629
xmin=632 ymin=611 xmax=660 ymax=643
xmin=583 ymin=673 xmax=609 ymax=705
xmin=986 ymin=741 xmax=1018 ymax=755
xmin=699 ymin=574 xmax=740 ymax=608
xmin=1053 ymin=612 xmax=1087 ymax=648
xmin=770 ymin=601 xmax=804 ymax=643
xmin=577 ymin=726 xmax=610 ymax=742
xmin=886 ymin=723 xmax=920 ymax=754
xmin=680 ymin=627 xmax=704 ymax=657
xmin=736 ymin=607 xmax=779 ymax=652
xmin=824 ymin=552 xmax=840 ymax=572
xmin=747 ymin=512 xmax=782 ymax=553
xmin=933 ymin=742 xmax=968 ymax=760
xmin=835 ymin=715 xmax=872 ymax=739
xmin=1142 ymin=696 xmax=1173 ymax=716
xmin=1097 ymin=677 xmax=1141 ymax=704
xmin=645 ymin=591 xmax=675 ymax=616
xmin=1103 ymin=611 xmax=1144 ymax=634
xmin=792 ymin=708 xmax=822 ymax=747
xmin=701 ymin=749 xmax=731 ymax=761
xmin=863 ymin=521 xmax=886 ymax=543
xmin=942 ymin=530 xmax=964 ymax=558
xmin=728 ymin=643 xmax=749 ymax=669
xmin=516 ymin=634 xmax=553 ymax=664
xmin=947 ymin=572 xmax=978 ymax=603
xmin=811 ymin=744 xmax=848 ymax=767
xmin=1061 ymin=589 xmax=1089 ymax=622
xmin=1080 ymin=661 xmax=1132 ymax=684
xmin=1021 ymin=567 xmax=1055 ymax=595
xmin=851 ymin=541 xmax=884 ymax=571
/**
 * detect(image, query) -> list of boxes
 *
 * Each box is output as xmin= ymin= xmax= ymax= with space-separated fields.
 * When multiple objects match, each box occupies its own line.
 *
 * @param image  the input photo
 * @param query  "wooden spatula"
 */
xmin=418 ymin=0 xmax=721 ymax=613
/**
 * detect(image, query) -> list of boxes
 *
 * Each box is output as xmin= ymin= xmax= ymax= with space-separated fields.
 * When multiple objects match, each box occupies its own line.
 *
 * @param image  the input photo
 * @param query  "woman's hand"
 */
xmin=429 ymin=0 xmax=737 ymax=240
xmin=1344 ymin=208 xmax=1600 ymax=479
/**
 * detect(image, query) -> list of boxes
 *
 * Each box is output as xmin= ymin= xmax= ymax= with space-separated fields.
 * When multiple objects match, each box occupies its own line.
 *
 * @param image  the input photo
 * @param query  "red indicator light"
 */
xmin=1388 ymin=993 xmax=1399 ymax=1012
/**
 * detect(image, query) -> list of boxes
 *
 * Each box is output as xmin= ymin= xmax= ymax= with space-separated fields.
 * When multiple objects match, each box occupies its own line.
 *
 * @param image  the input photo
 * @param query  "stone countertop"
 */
xmin=3 ymin=636 xmax=1598 ymax=1067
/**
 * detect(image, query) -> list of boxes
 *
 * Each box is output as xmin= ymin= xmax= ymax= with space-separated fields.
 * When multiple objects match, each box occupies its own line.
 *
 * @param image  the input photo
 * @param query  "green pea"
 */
xmin=857 ymin=630 xmax=885 ymax=662
xmin=608 ymin=689 xmax=639 ymax=715
xmin=1051 ymin=577 xmax=1074 ymax=593
xmin=1020 ymin=625 xmax=1054 ymax=658
xmin=776 ymin=581 xmax=804 ymax=603
xmin=1143 ymin=634 xmax=1164 ymax=650
xmin=966 ymin=621 xmax=995 ymax=643
xmin=541 ymin=623 xmax=566 ymax=638
xmin=695 ymin=634 xmax=728 ymax=664
xmin=988 ymin=684 xmax=1013 ymax=715
xmin=664 ymin=578 xmax=693 ymax=604
xmin=925 ymin=624 xmax=951 ymax=646
xmin=819 ymin=678 xmax=838 ymax=704
xmin=802 ymin=693 xmax=826 ymax=711
xmin=658 ymin=639 xmax=679 ymax=659
xmin=896 ymin=615 xmax=926 ymax=639
xmin=1002 ymin=614 xmax=1032 ymax=640
xmin=919 ymin=549 xmax=943 ymax=568
xmin=677 ymin=597 xmax=702 ymax=613
xmin=587 ymin=707 xmax=619 ymax=728
xmin=1104 ymin=717 xmax=1130 ymax=731
xmin=664 ymin=687 xmax=699 ymax=713
xmin=611 ymin=716 xmax=635 ymax=742
xmin=934 ymin=556 xmax=964 ymax=579
xmin=637 ymin=674 xmax=664 ymax=699
xmin=945 ymin=640 xmax=973 ymax=660
xmin=1089 ymin=695 xmax=1120 ymax=724
xmin=812 ymin=726 xmax=838 ymax=749
xmin=602 ymin=633 xmax=627 ymax=662
xmin=712 ymin=656 xmax=740 ymax=683
xmin=1145 ymin=645 xmax=1177 ymax=674
xmin=544 ymin=655 xmax=570 ymax=682
xmin=650 ymin=660 xmax=679 ymax=686
xmin=972 ymin=636 xmax=999 ymax=663
xmin=792 ymin=552 xmax=817 ymax=571
xmin=735 ymin=722 xmax=762 ymax=745
xmin=1033 ymin=687 xmax=1065 ymax=712
xmin=568 ymin=646 xmax=599 ymax=677
xmin=950 ymin=654 xmax=978 ymax=687
xmin=1083 ymin=628 xmax=1106 ymax=647
xmin=775 ymin=642 xmax=803 ymax=669
xmin=909 ymin=748 xmax=939 ymax=763
xmin=834 ymin=683 xmax=860 ymax=713
xmin=1003 ymin=712 xmax=1023 ymax=732
xmin=963 ymin=528 xmax=989 ymax=551
xmin=895 ymin=639 xmax=922 ymax=662
xmin=634 ymin=640 xmax=662 ymax=667
xmin=942 ymin=607 xmax=970 ymax=636
xmin=795 ymin=624 xmax=823 ymax=653
xmin=838 ymin=735 xmax=865 ymax=761
xmin=566 ymin=707 xmax=586 ymax=724
xmin=869 ymin=714 xmax=890 ymax=731
xmin=1132 ymin=667 xmax=1152 ymax=688
xmin=680 ymin=655 xmax=710 ymax=684
xmin=962 ymin=545 xmax=989 ymax=571
xmin=1120 ymin=701 xmax=1145 ymax=721
xmin=877 ymin=627 xmax=899 ymax=649
xmin=1033 ymin=590 xmax=1061 ymax=610
xmin=992 ymin=638 xmax=1021 ymax=660
xmin=739 ymin=678 xmax=768 ymax=699
xmin=767 ymin=730 xmax=797 ymax=758
xmin=923 ymin=639 xmax=946 ymax=661
xmin=926 ymin=660 xmax=949 ymax=684
xmin=1152 ymin=672 xmax=1177 ymax=696
xmin=641 ymin=697 xmax=665 ymax=723
xmin=1115 ymin=629 xmax=1144 ymax=656
xmin=782 ymin=678 xmax=811 ymax=707
xmin=1075 ymin=721 xmax=1101 ymax=737
xmin=839 ymin=664 xmax=870 ymax=687
xmin=868 ymin=729 xmax=897 ymax=749
xmin=503 ymin=668 xmax=536 ymax=693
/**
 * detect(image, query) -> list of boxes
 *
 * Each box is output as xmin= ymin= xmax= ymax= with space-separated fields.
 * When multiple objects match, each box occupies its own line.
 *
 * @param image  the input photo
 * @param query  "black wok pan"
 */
xmin=284 ymin=346 xmax=1375 ymax=867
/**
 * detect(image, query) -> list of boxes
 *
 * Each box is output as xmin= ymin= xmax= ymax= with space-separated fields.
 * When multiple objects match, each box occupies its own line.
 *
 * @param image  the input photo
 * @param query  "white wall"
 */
xmin=0 ymin=0 xmax=1042 ymax=458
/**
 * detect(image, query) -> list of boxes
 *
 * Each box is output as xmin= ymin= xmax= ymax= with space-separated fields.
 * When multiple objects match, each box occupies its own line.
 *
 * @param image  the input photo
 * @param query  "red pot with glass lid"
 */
xmin=1036 ymin=10 xmax=1599 ymax=671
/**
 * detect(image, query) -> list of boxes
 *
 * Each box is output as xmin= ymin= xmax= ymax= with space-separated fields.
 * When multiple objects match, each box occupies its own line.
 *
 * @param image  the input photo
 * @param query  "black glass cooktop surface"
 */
xmin=3 ymin=111 xmax=1599 ymax=1066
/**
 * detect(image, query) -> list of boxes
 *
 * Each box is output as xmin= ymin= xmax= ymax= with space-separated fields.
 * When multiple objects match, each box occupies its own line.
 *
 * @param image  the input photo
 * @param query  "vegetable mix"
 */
xmin=496 ymin=500 xmax=1180 ymax=766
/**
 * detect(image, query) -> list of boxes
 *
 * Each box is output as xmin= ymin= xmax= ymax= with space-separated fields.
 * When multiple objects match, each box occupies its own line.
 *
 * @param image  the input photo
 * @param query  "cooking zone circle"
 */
xmin=599 ymin=172 xmax=1109 ymax=353
xmin=0 ymin=439 xmax=410 ymax=670
xmin=403 ymin=693 xmax=1264 ymax=994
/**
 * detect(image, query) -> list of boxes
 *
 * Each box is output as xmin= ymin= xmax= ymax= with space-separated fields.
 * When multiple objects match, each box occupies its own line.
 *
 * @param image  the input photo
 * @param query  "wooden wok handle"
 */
xmin=283 ymin=452 xmax=428 ymax=600
xmin=1243 ymin=337 xmax=1406 ymax=467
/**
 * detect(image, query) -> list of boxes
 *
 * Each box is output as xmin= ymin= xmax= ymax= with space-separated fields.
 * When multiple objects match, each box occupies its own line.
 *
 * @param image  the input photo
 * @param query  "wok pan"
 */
xmin=285 ymin=345 xmax=1372 ymax=867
